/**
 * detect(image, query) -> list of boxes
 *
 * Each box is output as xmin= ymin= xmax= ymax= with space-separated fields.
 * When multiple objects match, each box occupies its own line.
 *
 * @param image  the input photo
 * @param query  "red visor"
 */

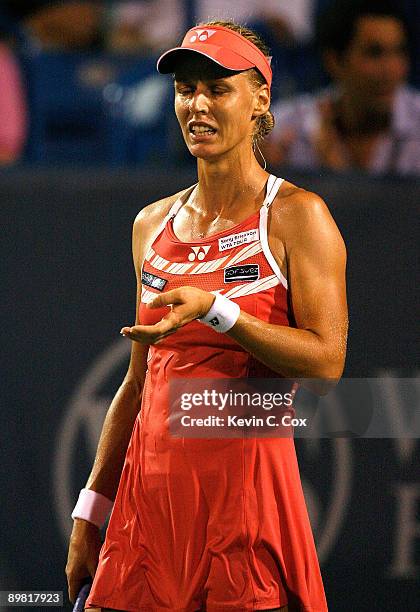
xmin=157 ymin=25 xmax=272 ymax=88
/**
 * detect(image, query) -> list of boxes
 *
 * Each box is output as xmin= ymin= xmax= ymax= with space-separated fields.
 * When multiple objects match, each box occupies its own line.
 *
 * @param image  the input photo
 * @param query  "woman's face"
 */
xmin=174 ymin=55 xmax=267 ymax=161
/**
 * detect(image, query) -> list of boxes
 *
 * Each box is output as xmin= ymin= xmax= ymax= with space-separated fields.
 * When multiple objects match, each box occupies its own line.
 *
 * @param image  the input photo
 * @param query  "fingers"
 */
xmin=67 ymin=573 xmax=89 ymax=604
xmin=68 ymin=582 xmax=75 ymax=605
xmin=123 ymin=313 xmax=178 ymax=336
xmin=121 ymin=311 xmax=182 ymax=344
xmin=66 ymin=520 xmax=101 ymax=603
xmin=147 ymin=289 xmax=182 ymax=309
xmin=120 ymin=287 xmax=213 ymax=344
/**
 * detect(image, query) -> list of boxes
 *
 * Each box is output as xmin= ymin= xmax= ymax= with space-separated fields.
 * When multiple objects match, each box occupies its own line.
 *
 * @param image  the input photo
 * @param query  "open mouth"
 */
xmin=189 ymin=124 xmax=217 ymax=137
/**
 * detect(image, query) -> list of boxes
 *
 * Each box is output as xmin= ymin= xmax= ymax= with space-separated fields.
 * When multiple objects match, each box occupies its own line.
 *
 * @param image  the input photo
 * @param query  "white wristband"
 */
xmin=198 ymin=293 xmax=240 ymax=333
xmin=71 ymin=488 xmax=113 ymax=528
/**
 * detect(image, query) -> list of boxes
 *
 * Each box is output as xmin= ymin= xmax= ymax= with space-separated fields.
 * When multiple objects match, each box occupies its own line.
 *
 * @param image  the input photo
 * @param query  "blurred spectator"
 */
xmin=265 ymin=0 xmax=420 ymax=175
xmin=196 ymin=0 xmax=315 ymax=44
xmin=106 ymin=1 xmax=185 ymax=53
xmin=2 ymin=1 xmax=105 ymax=51
xmin=106 ymin=1 xmax=315 ymax=55
xmin=0 ymin=38 xmax=27 ymax=164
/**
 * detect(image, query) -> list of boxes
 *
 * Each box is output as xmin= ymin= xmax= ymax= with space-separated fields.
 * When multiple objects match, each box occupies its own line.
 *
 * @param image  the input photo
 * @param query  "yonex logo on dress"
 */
xmin=189 ymin=29 xmax=216 ymax=43
xmin=188 ymin=245 xmax=211 ymax=261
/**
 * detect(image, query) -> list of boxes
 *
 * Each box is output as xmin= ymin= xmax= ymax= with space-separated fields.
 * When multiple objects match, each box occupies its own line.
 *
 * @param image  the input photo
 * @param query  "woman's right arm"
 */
xmin=65 ymin=210 xmax=150 ymax=603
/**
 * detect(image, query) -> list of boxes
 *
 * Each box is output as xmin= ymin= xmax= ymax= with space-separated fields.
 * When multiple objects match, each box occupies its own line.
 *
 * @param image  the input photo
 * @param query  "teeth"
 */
xmin=191 ymin=126 xmax=215 ymax=134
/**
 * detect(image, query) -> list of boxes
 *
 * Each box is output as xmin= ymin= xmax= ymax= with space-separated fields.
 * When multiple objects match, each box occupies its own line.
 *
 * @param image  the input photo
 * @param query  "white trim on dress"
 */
xmin=259 ymin=176 xmax=288 ymax=290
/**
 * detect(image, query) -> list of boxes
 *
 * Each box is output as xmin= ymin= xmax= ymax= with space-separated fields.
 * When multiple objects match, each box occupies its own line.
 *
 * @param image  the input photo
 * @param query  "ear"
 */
xmin=252 ymin=83 xmax=270 ymax=119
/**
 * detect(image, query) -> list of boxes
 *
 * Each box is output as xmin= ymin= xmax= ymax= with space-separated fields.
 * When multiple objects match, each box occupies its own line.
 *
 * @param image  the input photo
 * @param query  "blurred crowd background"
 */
xmin=0 ymin=0 xmax=419 ymax=174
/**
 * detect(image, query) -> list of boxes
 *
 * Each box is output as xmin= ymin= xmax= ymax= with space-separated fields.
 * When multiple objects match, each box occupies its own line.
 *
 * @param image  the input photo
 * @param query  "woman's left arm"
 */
xmin=227 ymin=191 xmax=348 ymax=382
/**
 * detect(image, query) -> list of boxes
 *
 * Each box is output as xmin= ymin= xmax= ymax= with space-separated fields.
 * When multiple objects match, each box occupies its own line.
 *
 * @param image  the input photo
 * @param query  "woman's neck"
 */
xmin=195 ymin=151 xmax=268 ymax=218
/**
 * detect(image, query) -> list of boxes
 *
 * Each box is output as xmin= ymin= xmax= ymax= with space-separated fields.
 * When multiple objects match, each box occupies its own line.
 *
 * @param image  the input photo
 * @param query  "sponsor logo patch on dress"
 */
xmin=224 ymin=264 xmax=260 ymax=283
xmin=142 ymin=270 xmax=167 ymax=291
xmin=218 ymin=229 xmax=259 ymax=251
xmin=188 ymin=245 xmax=211 ymax=261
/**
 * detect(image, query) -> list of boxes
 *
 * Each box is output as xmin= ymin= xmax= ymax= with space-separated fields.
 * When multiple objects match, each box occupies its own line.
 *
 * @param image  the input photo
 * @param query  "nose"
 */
xmin=189 ymin=89 xmax=209 ymax=114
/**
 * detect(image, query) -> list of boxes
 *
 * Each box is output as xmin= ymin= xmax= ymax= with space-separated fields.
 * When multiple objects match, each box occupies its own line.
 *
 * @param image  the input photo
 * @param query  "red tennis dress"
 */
xmin=87 ymin=175 xmax=328 ymax=611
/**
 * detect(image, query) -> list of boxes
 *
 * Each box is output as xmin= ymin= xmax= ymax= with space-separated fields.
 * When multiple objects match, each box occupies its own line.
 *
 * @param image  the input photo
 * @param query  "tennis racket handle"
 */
xmin=73 ymin=580 xmax=92 ymax=612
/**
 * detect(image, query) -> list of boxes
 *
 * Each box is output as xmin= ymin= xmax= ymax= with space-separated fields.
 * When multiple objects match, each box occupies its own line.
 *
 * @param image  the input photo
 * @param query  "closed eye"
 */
xmin=176 ymin=86 xmax=193 ymax=95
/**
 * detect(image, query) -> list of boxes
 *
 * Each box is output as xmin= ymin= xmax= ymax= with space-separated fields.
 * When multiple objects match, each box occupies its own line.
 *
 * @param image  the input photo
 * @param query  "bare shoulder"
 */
xmin=132 ymin=186 xmax=194 ymax=272
xmin=133 ymin=187 xmax=191 ymax=238
xmin=270 ymin=179 xmax=345 ymax=251
xmin=272 ymin=180 xmax=331 ymax=223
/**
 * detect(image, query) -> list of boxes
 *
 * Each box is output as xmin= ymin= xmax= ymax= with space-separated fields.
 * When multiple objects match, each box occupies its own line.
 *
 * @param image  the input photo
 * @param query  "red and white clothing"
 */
xmin=87 ymin=175 xmax=328 ymax=611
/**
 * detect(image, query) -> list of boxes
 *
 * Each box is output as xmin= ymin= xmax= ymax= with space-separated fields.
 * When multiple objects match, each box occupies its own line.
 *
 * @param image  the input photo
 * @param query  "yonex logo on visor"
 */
xmin=189 ymin=29 xmax=216 ymax=43
xmin=157 ymin=24 xmax=272 ymax=88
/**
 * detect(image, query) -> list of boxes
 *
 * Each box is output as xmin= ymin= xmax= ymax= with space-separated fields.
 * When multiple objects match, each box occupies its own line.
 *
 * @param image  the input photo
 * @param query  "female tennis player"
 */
xmin=66 ymin=21 xmax=347 ymax=612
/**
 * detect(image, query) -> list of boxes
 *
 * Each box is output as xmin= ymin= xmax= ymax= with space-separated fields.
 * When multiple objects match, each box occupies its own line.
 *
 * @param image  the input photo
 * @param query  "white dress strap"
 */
xmin=170 ymin=175 xmax=278 ymax=222
xmin=263 ymin=175 xmax=284 ymax=208
xmin=261 ymin=174 xmax=276 ymax=205
xmin=143 ymin=184 xmax=197 ymax=265
xmin=167 ymin=183 xmax=197 ymax=219
xmin=259 ymin=175 xmax=288 ymax=289
xmin=147 ymin=184 xmax=197 ymax=249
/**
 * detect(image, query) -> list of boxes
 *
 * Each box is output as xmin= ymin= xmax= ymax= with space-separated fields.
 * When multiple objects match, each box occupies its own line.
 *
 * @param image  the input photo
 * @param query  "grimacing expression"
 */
xmin=331 ymin=15 xmax=409 ymax=112
xmin=173 ymin=55 xmax=269 ymax=160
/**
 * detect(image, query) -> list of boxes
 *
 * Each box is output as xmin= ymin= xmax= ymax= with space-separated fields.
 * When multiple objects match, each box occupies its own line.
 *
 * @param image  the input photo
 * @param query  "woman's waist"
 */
xmin=147 ymin=339 xmax=251 ymax=377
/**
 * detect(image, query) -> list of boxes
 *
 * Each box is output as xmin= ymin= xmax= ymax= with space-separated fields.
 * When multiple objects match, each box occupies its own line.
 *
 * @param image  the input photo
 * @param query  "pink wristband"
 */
xmin=71 ymin=488 xmax=113 ymax=528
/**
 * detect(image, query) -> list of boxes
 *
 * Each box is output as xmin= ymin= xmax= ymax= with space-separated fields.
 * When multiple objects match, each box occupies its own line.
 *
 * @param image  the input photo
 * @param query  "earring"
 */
xmin=252 ymin=137 xmax=267 ymax=171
